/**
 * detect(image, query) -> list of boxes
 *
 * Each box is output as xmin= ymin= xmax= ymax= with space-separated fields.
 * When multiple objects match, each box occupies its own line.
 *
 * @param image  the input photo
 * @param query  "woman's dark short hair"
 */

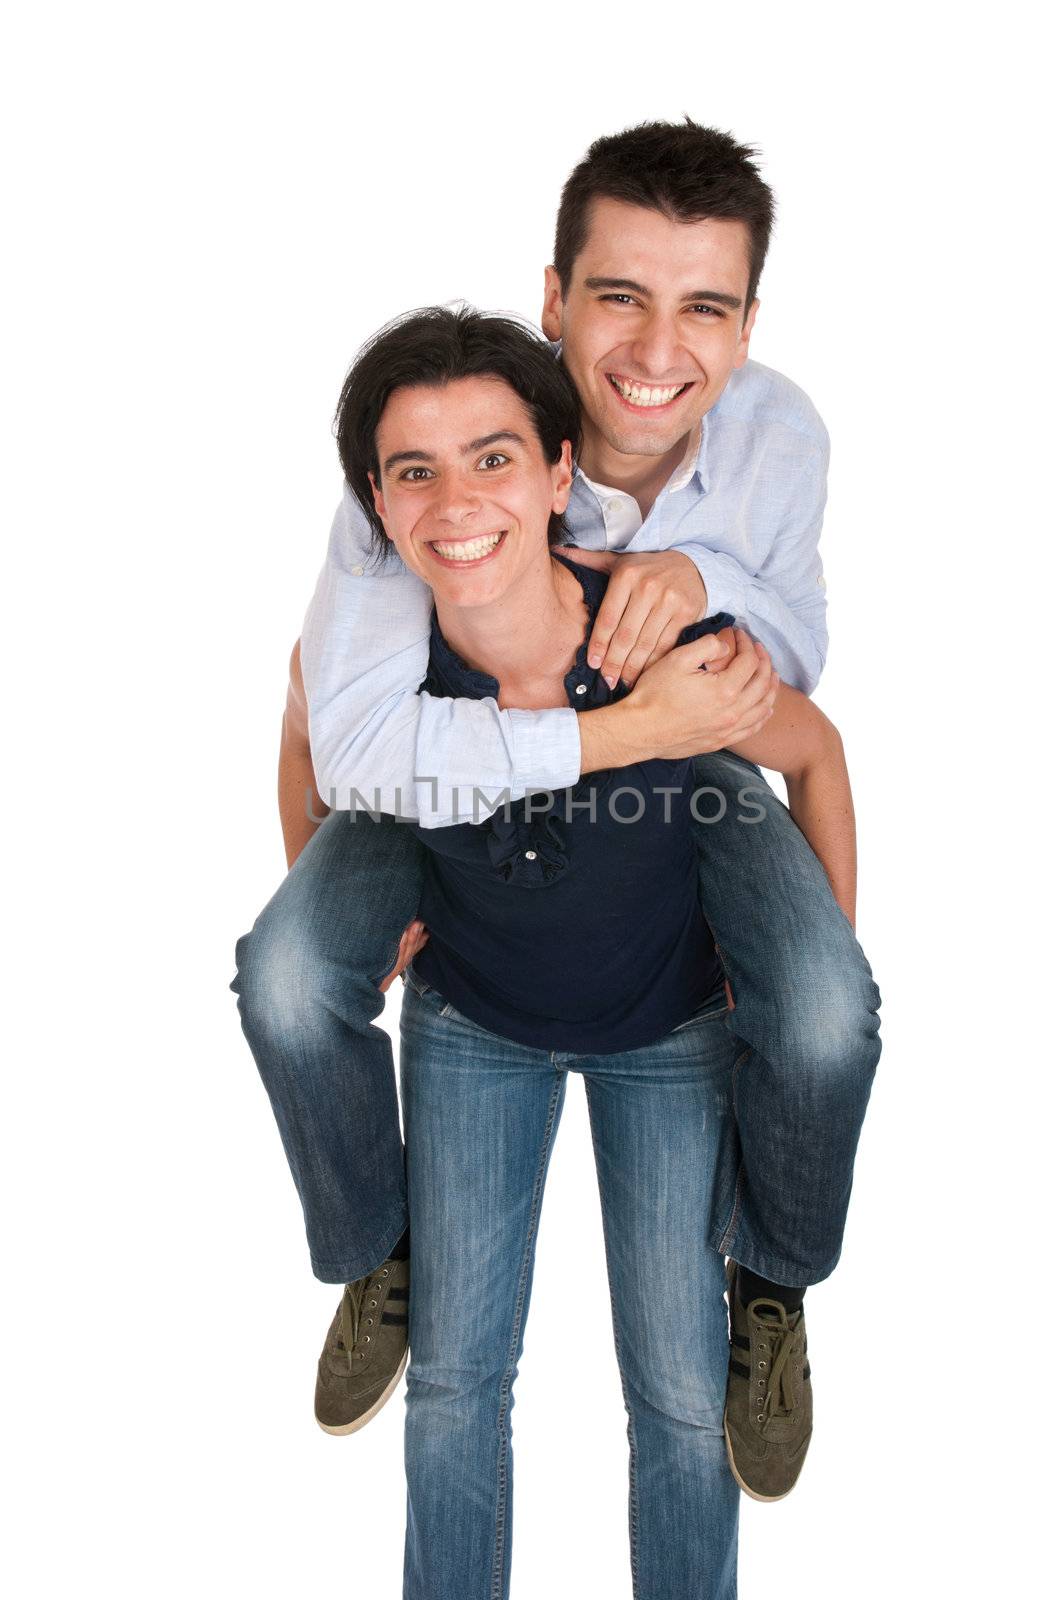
xmin=335 ymin=305 xmax=582 ymax=561
xmin=554 ymin=119 xmax=774 ymax=312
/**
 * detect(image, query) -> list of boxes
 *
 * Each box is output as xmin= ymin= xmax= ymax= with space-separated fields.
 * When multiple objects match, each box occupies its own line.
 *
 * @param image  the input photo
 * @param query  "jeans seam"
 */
xmin=717 ymin=1048 xmax=752 ymax=1258
xmin=371 ymin=936 xmax=405 ymax=989
xmin=490 ymin=1071 xmax=565 ymax=1600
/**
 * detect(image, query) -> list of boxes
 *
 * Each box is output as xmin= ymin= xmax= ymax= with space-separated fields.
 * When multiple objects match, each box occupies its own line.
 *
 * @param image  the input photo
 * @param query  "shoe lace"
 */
xmin=338 ymin=1265 xmax=393 ymax=1371
xmin=339 ymin=1280 xmax=366 ymax=1373
xmin=749 ymin=1302 xmax=799 ymax=1422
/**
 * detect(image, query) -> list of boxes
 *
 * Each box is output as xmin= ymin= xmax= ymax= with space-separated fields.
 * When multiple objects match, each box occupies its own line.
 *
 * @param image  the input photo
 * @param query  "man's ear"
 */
xmin=542 ymin=265 xmax=563 ymax=342
xmin=734 ymin=299 xmax=759 ymax=370
xmin=368 ymin=471 xmax=392 ymax=538
xmin=551 ymin=439 xmax=574 ymax=514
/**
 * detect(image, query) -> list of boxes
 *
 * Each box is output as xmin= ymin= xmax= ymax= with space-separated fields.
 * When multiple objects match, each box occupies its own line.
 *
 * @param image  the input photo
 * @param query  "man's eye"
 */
xmin=478 ymin=453 xmax=509 ymax=470
xmin=602 ymin=294 xmax=636 ymax=306
xmin=690 ymin=304 xmax=724 ymax=317
xmin=399 ymin=466 xmax=433 ymax=481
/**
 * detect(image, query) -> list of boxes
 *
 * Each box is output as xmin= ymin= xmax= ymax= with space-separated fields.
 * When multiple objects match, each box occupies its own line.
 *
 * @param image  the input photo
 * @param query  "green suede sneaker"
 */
xmin=724 ymin=1260 xmax=813 ymax=1501
xmin=314 ymin=1257 xmax=410 ymax=1435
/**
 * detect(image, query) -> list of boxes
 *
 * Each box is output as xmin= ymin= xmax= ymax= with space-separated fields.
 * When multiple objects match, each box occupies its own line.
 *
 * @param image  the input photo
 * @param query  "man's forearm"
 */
xmin=577 ymin=700 xmax=655 ymax=774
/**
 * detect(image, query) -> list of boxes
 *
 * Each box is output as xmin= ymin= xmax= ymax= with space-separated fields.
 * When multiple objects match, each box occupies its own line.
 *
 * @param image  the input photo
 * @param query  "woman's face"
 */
xmin=370 ymin=375 xmax=573 ymax=613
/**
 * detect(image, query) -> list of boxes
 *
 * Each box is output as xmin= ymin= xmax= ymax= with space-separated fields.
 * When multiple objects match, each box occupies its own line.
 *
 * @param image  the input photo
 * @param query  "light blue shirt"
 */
xmin=300 ymin=358 xmax=829 ymax=828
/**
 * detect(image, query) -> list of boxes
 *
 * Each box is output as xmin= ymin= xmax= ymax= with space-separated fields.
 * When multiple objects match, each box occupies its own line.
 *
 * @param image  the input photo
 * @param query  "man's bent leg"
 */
xmin=691 ymin=750 xmax=882 ymax=1287
xmin=231 ymin=810 xmax=425 ymax=1283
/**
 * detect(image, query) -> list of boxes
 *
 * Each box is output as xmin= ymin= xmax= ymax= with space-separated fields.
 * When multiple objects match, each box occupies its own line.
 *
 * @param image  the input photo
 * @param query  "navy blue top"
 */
xmin=411 ymin=551 xmax=732 ymax=1053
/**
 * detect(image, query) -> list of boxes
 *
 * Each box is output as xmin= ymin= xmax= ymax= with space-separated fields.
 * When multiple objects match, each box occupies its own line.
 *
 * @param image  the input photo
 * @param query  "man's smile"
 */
xmin=605 ymin=372 xmax=695 ymax=411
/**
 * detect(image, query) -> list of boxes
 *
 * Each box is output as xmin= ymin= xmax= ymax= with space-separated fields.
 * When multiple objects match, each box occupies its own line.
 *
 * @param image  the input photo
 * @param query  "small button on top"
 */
xmin=351 ymin=564 xmax=364 ymax=576
xmin=524 ymin=850 xmax=537 ymax=860
xmin=575 ymin=684 xmax=588 ymax=695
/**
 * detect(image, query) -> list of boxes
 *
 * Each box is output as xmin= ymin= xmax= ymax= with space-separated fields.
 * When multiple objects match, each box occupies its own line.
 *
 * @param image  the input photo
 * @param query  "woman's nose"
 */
xmin=432 ymin=475 xmax=482 ymax=526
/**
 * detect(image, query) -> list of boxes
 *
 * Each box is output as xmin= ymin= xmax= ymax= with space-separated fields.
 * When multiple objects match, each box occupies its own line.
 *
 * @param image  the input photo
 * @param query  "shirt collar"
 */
xmin=573 ymin=412 xmax=709 ymax=503
xmin=673 ymin=416 xmax=708 ymax=492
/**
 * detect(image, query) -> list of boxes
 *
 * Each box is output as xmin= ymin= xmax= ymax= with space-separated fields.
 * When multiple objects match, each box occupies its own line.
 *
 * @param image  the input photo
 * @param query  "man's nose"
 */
xmin=628 ymin=310 xmax=685 ymax=378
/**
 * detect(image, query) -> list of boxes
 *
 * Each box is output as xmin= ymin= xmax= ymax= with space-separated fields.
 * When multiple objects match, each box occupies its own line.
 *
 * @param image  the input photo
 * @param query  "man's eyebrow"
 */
xmin=584 ymin=276 xmax=649 ymax=296
xmin=584 ymin=275 xmax=743 ymax=311
xmin=685 ymin=289 xmax=744 ymax=311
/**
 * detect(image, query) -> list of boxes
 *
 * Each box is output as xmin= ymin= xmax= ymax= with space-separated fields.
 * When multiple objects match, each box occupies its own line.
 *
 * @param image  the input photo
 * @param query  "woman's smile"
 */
xmin=427 ymin=529 xmax=508 ymax=566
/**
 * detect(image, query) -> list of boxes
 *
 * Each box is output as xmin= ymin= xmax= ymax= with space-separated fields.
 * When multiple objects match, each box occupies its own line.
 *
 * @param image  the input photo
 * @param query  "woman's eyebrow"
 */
xmin=465 ymin=431 xmax=526 ymax=453
xmin=382 ymin=449 xmax=433 ymax=472
xmin=383 ymin=432 xmax=526 ymax=473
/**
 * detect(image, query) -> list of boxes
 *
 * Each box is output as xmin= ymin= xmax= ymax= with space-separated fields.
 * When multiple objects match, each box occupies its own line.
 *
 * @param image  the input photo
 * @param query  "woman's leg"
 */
xmin=581 ymin=996 xmax=742 ymax=1600
xmin=399 ymin=977 xmax=567 ymax=1600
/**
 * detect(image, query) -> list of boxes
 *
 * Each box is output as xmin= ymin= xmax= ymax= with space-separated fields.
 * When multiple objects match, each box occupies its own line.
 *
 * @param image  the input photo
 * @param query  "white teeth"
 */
xmin=431 ymin=531 xmax=504 ymax=561
xmin=610 ymin=376 xmax=686 ymax=407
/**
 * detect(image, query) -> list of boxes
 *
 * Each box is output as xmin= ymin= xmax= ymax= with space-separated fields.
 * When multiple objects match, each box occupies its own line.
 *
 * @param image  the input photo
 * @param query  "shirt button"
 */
xmin=607 ymin=497 xmax=623 ymax=513
xmin=575 ymin=684 xmax=588 ymax=695
xmin=351 ymin=564 xmax=364 ymax=576
xmin=524 ymin=850 xmax=538 ymax=860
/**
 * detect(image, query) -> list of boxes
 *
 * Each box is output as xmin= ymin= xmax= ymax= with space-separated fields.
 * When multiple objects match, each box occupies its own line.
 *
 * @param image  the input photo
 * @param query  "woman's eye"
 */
xmin=478 ymin=453 xmax=509 ymax=470
xmin=399 ymin=466 xmax=433 ymax=482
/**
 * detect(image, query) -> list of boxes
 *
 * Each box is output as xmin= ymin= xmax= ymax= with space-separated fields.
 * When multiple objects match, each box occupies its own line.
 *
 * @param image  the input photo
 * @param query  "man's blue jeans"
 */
xmin=399 ymin=971 xmax=740 ymax=1600
xmin=231 ymin=751 xmax=881 ymax=1286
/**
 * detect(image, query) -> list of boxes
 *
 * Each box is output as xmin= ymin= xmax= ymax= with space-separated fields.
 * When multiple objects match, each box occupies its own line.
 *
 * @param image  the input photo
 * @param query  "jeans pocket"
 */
xmin=668 ymin=987 xmax=731 ymax=1033
xmin=403 ymin=968 xmax=452 ymax=1016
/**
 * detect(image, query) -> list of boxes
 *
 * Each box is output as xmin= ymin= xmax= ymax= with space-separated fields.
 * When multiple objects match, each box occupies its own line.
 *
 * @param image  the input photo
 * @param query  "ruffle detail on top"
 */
xmin=484 ymin=806 xmax=570 ymax=887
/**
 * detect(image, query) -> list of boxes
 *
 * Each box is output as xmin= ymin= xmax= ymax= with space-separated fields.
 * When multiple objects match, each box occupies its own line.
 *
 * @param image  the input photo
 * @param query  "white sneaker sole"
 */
xmin=316 ymin=1347 xmax=409 ymax=1436
xmin=724 ymin=1418 xmax=800 ymax=1502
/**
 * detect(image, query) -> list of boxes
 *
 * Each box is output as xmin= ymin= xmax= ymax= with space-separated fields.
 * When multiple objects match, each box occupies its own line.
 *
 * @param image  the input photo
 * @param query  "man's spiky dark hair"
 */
xmin=554 ymin=119 xmax=774 ymax=311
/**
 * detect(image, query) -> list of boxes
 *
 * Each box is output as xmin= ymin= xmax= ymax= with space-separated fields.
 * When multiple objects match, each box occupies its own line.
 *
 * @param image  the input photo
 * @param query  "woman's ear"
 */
xmin=369 ymin=472 xmax=393 ymax=539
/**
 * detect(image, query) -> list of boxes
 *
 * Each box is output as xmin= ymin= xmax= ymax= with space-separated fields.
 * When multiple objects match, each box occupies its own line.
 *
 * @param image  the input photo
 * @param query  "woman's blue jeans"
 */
xmin=231 ymin=751 xmax=882 ymax=1286
xmin=399 ymin=972 xmax=741 ymax=1600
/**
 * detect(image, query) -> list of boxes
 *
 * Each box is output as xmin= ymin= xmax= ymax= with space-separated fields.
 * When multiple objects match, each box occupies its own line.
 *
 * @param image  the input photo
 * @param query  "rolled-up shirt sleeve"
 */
xmin=300 ymin=489 xmax=581 ymax=827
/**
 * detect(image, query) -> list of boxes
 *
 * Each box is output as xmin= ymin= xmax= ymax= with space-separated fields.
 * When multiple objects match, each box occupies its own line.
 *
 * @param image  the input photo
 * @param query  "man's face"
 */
xmin=370 ymin=375 xmax=572 ymax=612
xmin=542 ymin=198 xmax=758 ymax=462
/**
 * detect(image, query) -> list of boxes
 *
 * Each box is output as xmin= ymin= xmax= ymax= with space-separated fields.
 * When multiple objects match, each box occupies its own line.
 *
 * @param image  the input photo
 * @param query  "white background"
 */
xmin=4 ymin=3 xmax=1059 ymax=1596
